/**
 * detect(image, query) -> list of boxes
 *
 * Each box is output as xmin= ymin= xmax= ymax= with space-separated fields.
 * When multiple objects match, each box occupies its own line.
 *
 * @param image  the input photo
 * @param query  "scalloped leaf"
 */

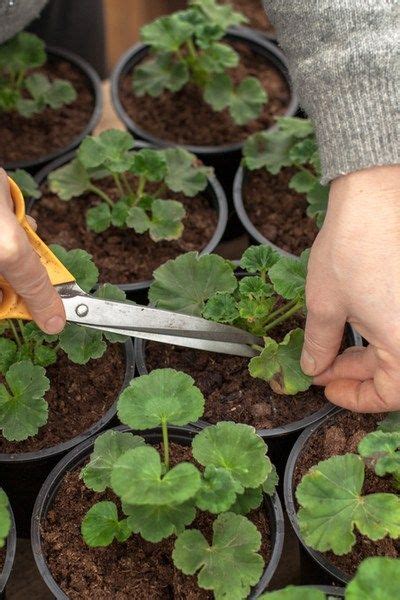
xmin=93 ymin=284 xmax=131 ymax=343
xmin=202 ymin=292 xmax=239 ymax=324
xmin=243 ymin=130 xmax=294 ymax=174
xmin=86 ymin=202 xmax=111 ymax=233
xmin=130 ymin=148 xmax=167 ymax=182
xmin=259 ymin=587 xmax=324 ymax=599
xmin=197 ymin=42 xmax=239 ymax=73
xmin=149 ymin=199 xmax=186 ymax=241
xmin=196 ymin=466 xmax=237 ymax=513
xmin=49 ymin=244 xmax=99 ymax=292
xmin=133 ymin=53 xmax=189 ymax=97
xmin=358 ymin=431 xmax=400 ymax=478
xmin=269 ymin=250 xmax=309 ymax=301
xmin=275 ymin=117 xmax=314 ymax=138
xmin=58 ymin=324 xmax=106 ymax=364
xmin=190 ymin=0 xmax=247 ymax=29
xmin=296 ymin=454 xmax=400 ymax=555
xmin=163 ymin=148 xmax=211 ymax=196
xmin=0 ymin=489 xmax=11 ymax=548
xmin=48 ymin=159 xmax=92 ymax=200
xmin=123 ymin=500 xmax=196 ymax=542
xmin=0 ymin=32 xmax=45 ymax=72
xmin=230 ymin=486 xmax=263 ymax=515
xmin=346 ymin=556 xmax=400 ymax=599
xmin=81 ymin=501 xmax=131 ymax=547
xmin=77 ymin=129 xmax=135 ymax=173
xmin=306 ymin=182 xmax=329 ymax=229
xmin=141 ymin=13 xmax=194 ymax=52
xmin=240 ymin=245 xmax=279 ymax=275
xmin=8 ymin=169 xmax=41 ymax=199
xmin=0 ymin=338 xmax=17 ymax=375
xmin=378 ymin=412 xmax=400 ymax=434
xmin=228 ymin=77 xmax=267 ymax=126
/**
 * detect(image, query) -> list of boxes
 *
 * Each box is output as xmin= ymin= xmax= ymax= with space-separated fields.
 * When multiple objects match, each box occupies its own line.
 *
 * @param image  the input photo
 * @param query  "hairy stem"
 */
xmin=8 ymin=320 xmax=21 ymax=348
xmin=136 ymin=175 xmax=146 ymax=201
xmin=263 ymin=299 xmax=298 ymax=325
xmin=263 ymin=301 xmax=304 ymax=334
xmin=17 ymin=319 xmax=28 ymax=343
xmin=112 ymin=173 xmax=124 ymax=196
xmin=161 ymin=417 xmax=170 ymax=471
xmin=88 ymin=184 xmax=114 ymax=207
xmin=121 ymin=173 xmax=134 ymax=196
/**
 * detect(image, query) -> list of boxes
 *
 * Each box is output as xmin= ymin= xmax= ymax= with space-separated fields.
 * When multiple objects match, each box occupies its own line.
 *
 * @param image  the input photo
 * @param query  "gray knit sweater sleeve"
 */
xmin=0 ymin=0 xmax=48 ymax=44
xmin=264 ymin=0 xmax=400 ymax=183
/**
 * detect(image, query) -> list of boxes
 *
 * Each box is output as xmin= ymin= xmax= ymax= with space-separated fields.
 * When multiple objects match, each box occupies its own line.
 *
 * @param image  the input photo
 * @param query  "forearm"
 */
xmin=264 ymin=0 xmax=399 ymax=183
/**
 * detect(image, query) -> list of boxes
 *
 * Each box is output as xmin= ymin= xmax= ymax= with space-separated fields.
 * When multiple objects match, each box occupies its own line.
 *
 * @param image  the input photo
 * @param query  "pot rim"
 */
xmin=4 ymin=45 xmax=103 ymax=171
xmin=0 ymin=501 xmax=16 ymax=595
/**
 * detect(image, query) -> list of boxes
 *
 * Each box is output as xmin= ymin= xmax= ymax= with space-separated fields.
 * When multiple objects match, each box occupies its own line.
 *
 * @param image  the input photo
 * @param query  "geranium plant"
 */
xmin=7 ymin=168 xmax=41 ymax=200
xmin=0 ymin=245 xmax=128 ymax=442
xmin=81 ymin=368 xmax=278 ymax=599
xmin=133 ymin=0 xmax=267 ymax=125
xmin=0 ymin=32 xmax=76 ymax=117
xmin=148 ymin=245 xmax=312 ymax=395
xmin=47 ymin=129 xmax=211 ymax=239
xmin=243 ymin=117 xmax=329 ymax=227
xmin=296 ymin=415 xmax=400 ymax=556
xmin=0 ymin=489 xmax=10 ymax=548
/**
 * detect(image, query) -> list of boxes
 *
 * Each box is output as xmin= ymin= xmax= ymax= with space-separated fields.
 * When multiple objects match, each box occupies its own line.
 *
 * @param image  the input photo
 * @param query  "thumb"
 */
xmin=301 ymin=301 xmax=346 ymax=377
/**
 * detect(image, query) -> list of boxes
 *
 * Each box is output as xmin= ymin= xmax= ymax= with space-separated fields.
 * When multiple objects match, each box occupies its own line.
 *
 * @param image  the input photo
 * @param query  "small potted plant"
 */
xmin=234 ymin=117 xmax=328 ymax=255
xmin=29 ymin=128 xmax=227 ymax=294
xmin=111 ymin=0 xmax=297 ymax=193
xmin=0 ymin=32 xmax=102 ymax=171
xmin=32 ymin=368 xmax=284 ymax=598
xmin=0 ymin=244 xmax=134 ymax=536
xmin=0 ymin=490 xmax=16 ymax=599
xmin=284 ymin=409 xmax=400 ymax=585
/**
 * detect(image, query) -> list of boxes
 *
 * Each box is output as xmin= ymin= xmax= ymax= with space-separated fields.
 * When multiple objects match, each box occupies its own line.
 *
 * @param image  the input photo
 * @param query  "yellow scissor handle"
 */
xmin=0 ymin=177 xmax=75 ymax=321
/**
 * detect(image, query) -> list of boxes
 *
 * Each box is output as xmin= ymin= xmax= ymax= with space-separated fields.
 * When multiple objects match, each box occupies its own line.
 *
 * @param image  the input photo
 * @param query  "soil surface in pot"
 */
xmin=120 ymin=41 xmax=289 ymax=147
xmin=221 ymin=0 xmax=275 ymax=33
xmin=0 ymin=56 xmax=94 ymax=165
xmin=294 ymin=411 xmax=400 ymax=577
xmin=0 ymin=344 xmax=125 ymax=453
xmin=144 ymin=316 xmax=328 ymax=429
xmin=42 ymin=442 xmax=272 ymax=599
xmin=243 ymin=168 xmax=319 ymax=255
xmin=32 ymin=176 xmax=218 ymax=284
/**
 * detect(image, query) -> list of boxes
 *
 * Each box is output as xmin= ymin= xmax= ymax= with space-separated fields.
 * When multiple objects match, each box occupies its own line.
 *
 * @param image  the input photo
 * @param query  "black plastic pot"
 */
xmin=110 ymin=29 xmax=298 ymax=228
xmin=0 ymin=502 xmax=16 ymax=599
xmin=284 ymin=408 xmax=353 ymax=586
xmin=4 ymin=46 xmax=103 ymax=173
xmin=30 ymin=144 xmax=228 ymax=300
xmin=0 ymin=339 xmax=134 ymax=538
xmin=31 ymin=425 xmax=285 ymax=599
xmin=318 ymin=586 xmax=345 ymax=598
xmin=135 ymin=326 xmax=362 ymax=483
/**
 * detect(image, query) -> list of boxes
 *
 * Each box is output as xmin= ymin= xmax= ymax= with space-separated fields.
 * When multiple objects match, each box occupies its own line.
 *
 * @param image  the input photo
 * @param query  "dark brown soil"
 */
xmin=31 ymin=177 xmax=218 ymax=285
xmin=294 ymin=411 xmax=400 ymax=577
xmin=41 ymin=441 xmax=272 ymax=599
xmin=121 ymin=41 xmax=290 ymax=146
xmin=0 ymin=547 xmax=4 ymax=573
xmin=243 ymin=168 xmax=319 ymax=255
xmin=0 ymin=56 xmax=94 ymax=165
xmin=221 ymin=0 xmax=275 ymax=33
xmin=144 ymin=315 xmax=328 ymax=430
xmin=0 ymin=344 xmax=125 ymax=454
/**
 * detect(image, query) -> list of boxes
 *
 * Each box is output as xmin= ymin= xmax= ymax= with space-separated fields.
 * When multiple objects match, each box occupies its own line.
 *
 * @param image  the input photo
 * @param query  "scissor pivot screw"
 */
xmin=76 ymin=304 xmax=89 ymax=318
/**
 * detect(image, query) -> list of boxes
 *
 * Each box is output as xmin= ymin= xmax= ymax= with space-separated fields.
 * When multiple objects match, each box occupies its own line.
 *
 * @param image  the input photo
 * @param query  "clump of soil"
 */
xmin=221 ymin=0 xmax=275 ymax=33
xmin=0 ymin=344 xmax=126 ymax=453
xmin=243 ymin=168 xmax=319 ymax=255
xmin=0 ymin=56 xmax=94 ymax=165
xmin=42 ymin=441 xmax=273 ymax=599
xmin=294 ymin=412 xmax=400 ymax=577
xmin=31 ymin=176 xmax=218 ymax=285
xmin=120 ymin=41 xmax=290 ymax=146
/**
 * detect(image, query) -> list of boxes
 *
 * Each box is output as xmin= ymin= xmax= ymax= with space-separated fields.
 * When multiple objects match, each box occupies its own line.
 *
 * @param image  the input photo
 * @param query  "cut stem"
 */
xmin=161 ymin=417 xmax=170 ymax=471
xmin=88 ymin=184 xmax=114 ymax=207
xmin=263 ymin=301 xmax=303 ymax=334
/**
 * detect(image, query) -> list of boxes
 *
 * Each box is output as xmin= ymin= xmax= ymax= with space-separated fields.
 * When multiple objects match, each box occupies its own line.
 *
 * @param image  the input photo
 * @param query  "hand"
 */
xmin=300 ymin=164 xmax=400 ymax=412
xmin=0 ymin=168 xmax=65 ymax=334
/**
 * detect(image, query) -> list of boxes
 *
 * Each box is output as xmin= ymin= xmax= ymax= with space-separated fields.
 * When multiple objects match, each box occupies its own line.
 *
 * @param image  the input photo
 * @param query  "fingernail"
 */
xmin=44 ymin=316 xmax=65 ymax=334
xmin=301 ymin=350 xmax=316 ymax=375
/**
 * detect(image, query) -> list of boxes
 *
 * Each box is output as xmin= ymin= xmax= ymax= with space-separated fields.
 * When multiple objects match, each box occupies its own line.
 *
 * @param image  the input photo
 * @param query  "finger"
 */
xmin=313 ymin=346 xmax=376 ymax=385
xmin=301 ymin=302 xmax=346 ymax=376
xmin=26 ymin=215 xmax=37 ymax=231
xmin=324 ymin=378 xmax=400 ymax=413
xmin=0 ymin=168 xmax=14 ymax=210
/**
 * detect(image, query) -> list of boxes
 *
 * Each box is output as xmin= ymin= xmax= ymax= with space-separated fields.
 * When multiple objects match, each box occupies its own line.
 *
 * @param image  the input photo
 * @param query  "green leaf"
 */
xmin=77 ymin=130 xmax=135 ymax=173
xmin=124 ymin=501 xmax=196 ymax=542
xmin=204 ymin=72 xmax=232 ymax=111
xmin=237 ymin=296 xmax=274 ymax=323
xmin=358 ymin=431 xmax=400 ymax=478
xmin=269 ymin=249 xmax=309 ymax=301
xmin=93 ymin=284 xmax=131 ymax=343
xmin=81 ymin=501 xmax=131 ymax=547
xmin=240 ymin=245 xmax=279 ymax=274
xmin=0 ymin=338 xmax=17 ymax=374
xmin=243 ymin=130 xmax=294 ymax=174
xmin=262 ymin=464 xmax=279 ymax=496
xmin=190 ymin=0 xmax=247 ymax=29
xmin=15 ymin=96 xmax=44 ymax=118
xmin=126 ymin=206 xmax=151 ymax=234
xmin=259 ymin=587 xmax=324 ymax=599
xmin=289 ymin=138 xmax=318 ymax=166
xmin=0 ymin=360 xmax=49 ymax=441
xmin=118 ymin=368 xmax=204 ymax=429
xmin=86 ymin=202 xmax=111 ymax=233
xmin=228 ymin=77 xmax=267 ymax=125
xmin=289 ymin=171 xmax=317 ymax=194
xmin=296 ymin=454 xmax=400 ymax=555
xmin=230 ymin=486 xmax=263 ymax=515
xmin=197 ymin=42 xmax=239 ymax=73
xmin=141 ymin=13 xmax=194 ymax=52
xmin=59 ymin=324 xmax=106 ymax=364
xmin=111 ymin=445 xmax=201 ymax=505
xmin=23 ymin=322 xmax=58 ymax=344
xmin=149 ymin=252 xmax=237 ymax=316
xmin=149 ymin=199 xmax=186 ymax=241
xmin=346 ymin=556 xmax=400 ymax=600
xmin=173 ymin=512 xmax=263 ymax=600
xmin=8 ymin=169 xmax=41 ymax=199
xmin=306 ymin=182 xmax=329 ymax=229
xmin=42 ymin=78 xmax=76 ymax=108
xmin=50 ymin=245 xmax=99 ymax=292
xmin=81 ymin=430 xmax=145 ymax=492
xmin=378 ymin=412 xmax=400 ymax=434
xmin=202 ymin=292 xmax=239 ymax=324
xmin=133 ymin=53 xmax=189 ymax=97
xmin=239 ymin=276 xmax=274 ymax=298
xmin=48 ymin=159 xmax=92 ymax=200
xmin=249 ymin=329 xmax=312 ymax=395
xmin=130 ymin=148 xmax=167 ymax=182
xmin=192 ymin=421 xmax=272 ymax=492
xmin=163 ymin=148 xmax=211 ymax=197
xmin=34 ymin=344 xmax=57 ymax=368
xmin=0 ymin=489 xmax=11 ymax=548
xmin=0 ymin=32 xmax=46 ymax=72
xmin=275 ymin=117 xmax=314 ymax=139
xmin=111 ymin=198 xmax=130 ymax=227
xmin=196 ymin=466 xmax=237 ymax=513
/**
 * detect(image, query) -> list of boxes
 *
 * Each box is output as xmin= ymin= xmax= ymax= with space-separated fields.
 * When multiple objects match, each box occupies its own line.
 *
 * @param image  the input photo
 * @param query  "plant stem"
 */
xmin=161 ymin=417 xmax=170 ymax=471
xmin=17 ymin=319 xmax=28 ymax=343
xmin=136 ymin=175 xmax=146 ymax=200
xmin=121 ymin=173 xmax=134 ymax=196
xmin=263 ymin=299 xmax=298 ymax=325
xmin=8 ymin=320 xmax=21 ymax=348
xmin=153 ymin=183 xmax=167 ymax=198
xmin=88 ymin=184 xmax=114 ymax=207
xmin=263 ymin=301 xmax=303 ymax=334
xmin=15 ymin=69 xmax=25 ymax=89
xmin=186 ymin=38 xmax=198 ymax=61
xmin=112 ymin=173 xmax=124 ymax=196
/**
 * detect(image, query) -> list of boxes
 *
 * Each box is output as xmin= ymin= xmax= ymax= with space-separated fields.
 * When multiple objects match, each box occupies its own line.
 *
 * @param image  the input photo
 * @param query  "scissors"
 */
xmin=0 ymin=178 xmax=262 ymax=358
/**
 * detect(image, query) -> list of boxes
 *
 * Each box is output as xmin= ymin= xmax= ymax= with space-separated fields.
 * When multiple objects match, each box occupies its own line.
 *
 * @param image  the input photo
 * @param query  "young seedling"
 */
xmin=0 ymin=245 xmax=128 ymax=442
xmin=81 ymin=368 xmax=278 ymax=599
xmin=48 ymin=129 xmax=211 ymax=240
xmin=243 ymin=117 xmax=329 ymax=227
xmin=0 ymin=489 xmax=11 ymax=548
xmin=0 ymin=32 xmax=76 ymax=117
xmin=148 ymin=245 xmax=312 ymax=395
xmin=132 ymin=0 xmax=267 ymax=125
xmin=258 ymin=557 xmax=400 ymax=599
